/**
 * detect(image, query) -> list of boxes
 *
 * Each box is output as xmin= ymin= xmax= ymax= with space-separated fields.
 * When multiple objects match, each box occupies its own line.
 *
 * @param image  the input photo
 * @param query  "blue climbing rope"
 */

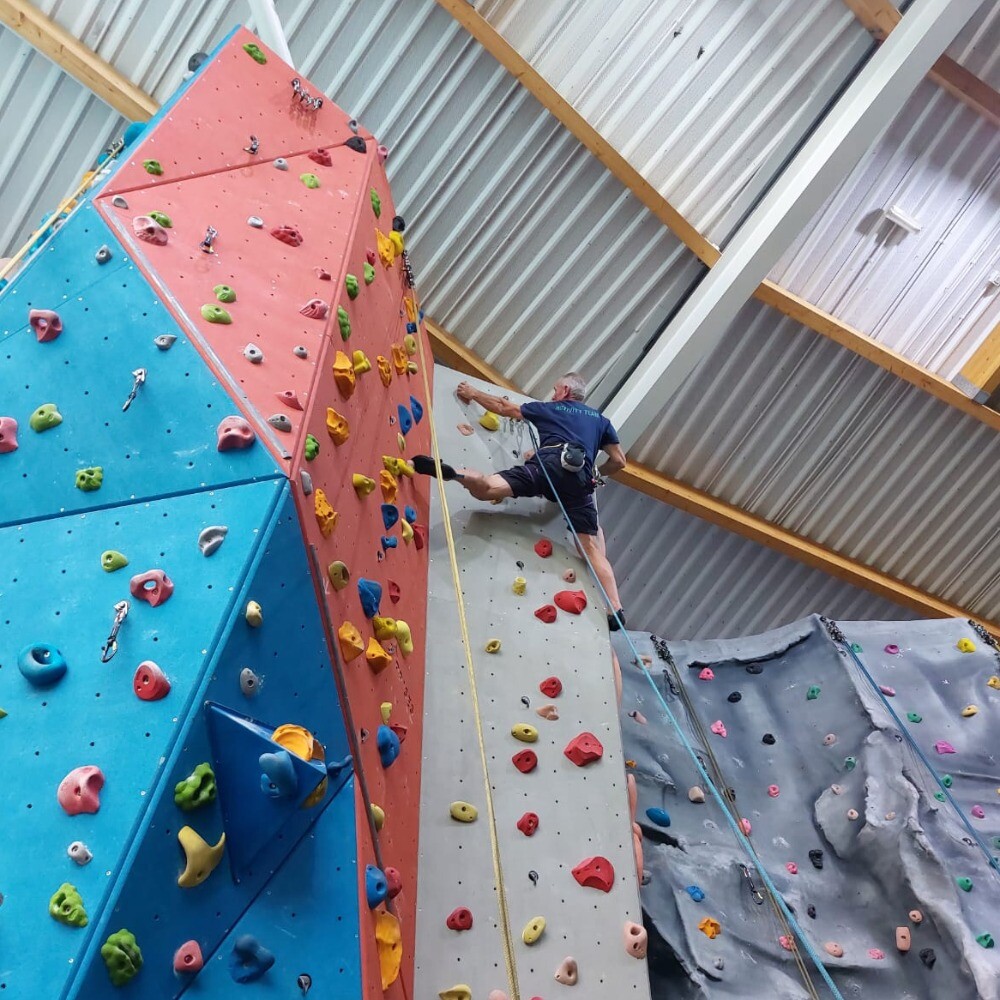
xmin=524 ymin=424 xmax=845 ymax=1000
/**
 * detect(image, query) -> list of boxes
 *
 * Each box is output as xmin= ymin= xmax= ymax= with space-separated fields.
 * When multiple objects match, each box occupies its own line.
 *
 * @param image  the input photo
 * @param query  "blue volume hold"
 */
xmin=377 ymin=725 xmax=400 ymax=768
xmin=409 ymin=395 xmax=423 ymax=424
xmin=18 ymin=642 xmax=67 ymax=687
xmin=646 ymin=807 xmax=671 ymax=828
xmin=381 ymin=504 xmax=399 ymax=530
xmin=397 ymin=404 xmax=413 ymax=436
xmin=365 ymin=864 xmax=388 ymax=908
xmin=228 ymin=934 xmax=275 ymax=983
xmin=259 ymin=750 xmax=298 ymax=799
xmin=403 ymin=505 xmax=417 ymax=524
xmin=357 ymin=578 xmax=382 ymax=619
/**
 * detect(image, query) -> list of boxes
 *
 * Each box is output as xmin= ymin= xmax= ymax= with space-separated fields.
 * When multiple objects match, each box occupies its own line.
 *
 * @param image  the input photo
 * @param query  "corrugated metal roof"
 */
xmin=476 ymin=0 xmax=873 ymax=243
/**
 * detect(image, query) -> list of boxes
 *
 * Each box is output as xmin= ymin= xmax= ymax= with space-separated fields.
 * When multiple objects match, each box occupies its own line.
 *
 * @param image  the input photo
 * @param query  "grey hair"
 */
xmin=559 ymin=372 xmax=587 ymax=401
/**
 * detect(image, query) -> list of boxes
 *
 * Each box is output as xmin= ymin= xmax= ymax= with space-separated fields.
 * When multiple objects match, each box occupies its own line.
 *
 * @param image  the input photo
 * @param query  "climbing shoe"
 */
xmin=608 ymin=609 xmax=627 ymax=632
xmin=413 ymin=455 xmax=461 ymax=481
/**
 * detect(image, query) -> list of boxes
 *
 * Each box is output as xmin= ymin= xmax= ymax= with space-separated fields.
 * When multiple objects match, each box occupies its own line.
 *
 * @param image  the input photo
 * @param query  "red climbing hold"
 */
xmin=539 ymin=676 xmax=563 ymax=698
xmin=446 ymin=907 xmax=473 ymax=931
xmin=28 ymin=308 xmax=63 ymax=343
xmin=534 ymin=539 xmax=553 ymax=558
xmin=534 ymin=605 xmax=557 ymax=624
xmin=564 ymin=732 xmax=604 ymax=767
xmin=517 ymin=812 xmax=540 ymax=836
xmin=366 ymin=248 xmax=377 ymax=265
xmin=389 ymin=723 xmax=408 ymax=744
xmin=387 ymin=580 xmax=401 ymax=604
xmin=173 ymin=940 xmax=204 ymax=975
xmin=129 ymin=569 xmax=175 ymax=607
xmin=512 ymin=749 xmax=538 ymax=774
xmin=270 ymin=224 xmax=303 ymax=247
xmin=133 ymin=660 xmax=171 ymax=701
xmin=571 ymin=856 xmax=615 ymax=892
xmin=554 ymin=590 xmax=587 ymax=614
xmin=308 ymin=147 xmax=333 ymax=166
xmin=385 ymin=866 xmax=402 ymax=899
xmin=412 ymin=524 xmax=427 ymax=551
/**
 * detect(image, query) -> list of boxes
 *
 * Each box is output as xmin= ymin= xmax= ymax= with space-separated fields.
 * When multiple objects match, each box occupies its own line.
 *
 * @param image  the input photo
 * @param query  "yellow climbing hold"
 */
xmin=371 ymin=803 xmax=385 ymax=831
xmin=511 ymin=723 xmax=539 ymax=743
xmin=450 ymin=801 xmax=478 ymax=823
xmin=373 ymin=616 xmax=397 ymax=641
xmin=380 ymin=702 xmax=392 ymax=723
xmin=397 ymin=431 xmax=406 ymax=453
xmin=389 ymin=230 xmax=405 ymax=255
xmin=326 ymin=407 xmax=350 ymax=445
xmin=177 ymin=827 xmax=226 ymax=888
xmin=407 ymin=361 xmax=418 ymax=375
xmin=245 ymin=601 xmax=263 ymax=628
xmin=989 ymin=676 xmax=1000 ymax=690
xmin=375 ymin=910 xmax=402 ymax=989
xmin=313 ymin=489 xmax=337 ymax=538
xmin=376 ymin=229 xmax=396 ymax=267
xmin=962 ymin=705 xmax=979 ymax=717
xmin=382 ymin=455 xmax=404 ymax=476
xmin=398 ymin=460 xmax=415 ymax=478
xmin=698 ymin=917 xmax=722 ymax=939
xmin=366 ymin=637 xmax=392 ymax=674
xmin=479 ymin=411 xmax=500 ymax=432
xmin=485 ymin=639 xmax=501 ymax=654
xmin=522 ymin=915 xmax=546 ymax=945
xmin=352 ymin=349 xmax=371 ymax=374
xmin=338 ymin=621 xmax=365 ymax=662
xmin=403 ymin=333 xmax=417 ymax=356
xmin=379 ymin=470 xmax=398 ymax=503
xmin=400 ymin=519 xmax=414 ymax=544
xmin=439 ymin=987 xmax=472 ymax=1000
xmin=395 ymin=620 xmax=413 ymax=656
xmin=332 ymin=351 xmax=356 ymax=398
xmin=513 ymin=576 xmax=527 ymax=595
xmin=958 ymin=637 xmax=976 ymax=653
xmin=353 ymin=473 xmax=376 ymax=497
xmin=272 ymin=724 xmax=319 ymax=760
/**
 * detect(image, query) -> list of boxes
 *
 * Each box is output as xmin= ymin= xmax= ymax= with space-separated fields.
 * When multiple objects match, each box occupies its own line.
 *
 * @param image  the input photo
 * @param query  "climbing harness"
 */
xmin=100 ymin=600 xmax=130 ymax=663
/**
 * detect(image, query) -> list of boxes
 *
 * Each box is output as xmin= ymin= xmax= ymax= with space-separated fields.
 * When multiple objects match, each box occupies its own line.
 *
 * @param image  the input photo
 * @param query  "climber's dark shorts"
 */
xmin=497 ymin=453 xmax=599 ymax=536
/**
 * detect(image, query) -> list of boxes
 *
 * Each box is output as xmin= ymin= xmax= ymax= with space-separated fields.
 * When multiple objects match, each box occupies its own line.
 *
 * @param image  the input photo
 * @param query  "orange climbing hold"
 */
xmin=698 ymin=917 xmax=721 ymax=939
xmin=380 ymin=470 xmax=398 ymax=502
xmin=377 ymin=355 xmax=392 ymax=387
xmin=375 ymin=910 xmax=402 ymax=989
xmin=326 ymin=407 xmax=349 ymax=445
xmin=332 ymin=351 xmax=356 ymax=398
xmin=337 ymin=621 xmax=364 ymax=662
xmin=366 ymin=637 xmax=392 ymax=674
xmin=313 ymin=489 xmax=337 ymax=538
xmin=376 ymin=228 xmax=395 ymax=267
xmin=391 ymin=343 xmax=408 ymax=374
xmin=554 ymin=590 xmax=587 ymax=614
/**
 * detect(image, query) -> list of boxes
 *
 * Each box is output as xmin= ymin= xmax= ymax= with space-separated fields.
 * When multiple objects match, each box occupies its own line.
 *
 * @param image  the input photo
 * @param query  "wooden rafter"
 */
xmin=956 ymin=316 xmax=1000 ymax=402
xmin=424 ymin=319 xmax=999 ymax=635
xmin=0 ymin=0 xmax=158 ymax=121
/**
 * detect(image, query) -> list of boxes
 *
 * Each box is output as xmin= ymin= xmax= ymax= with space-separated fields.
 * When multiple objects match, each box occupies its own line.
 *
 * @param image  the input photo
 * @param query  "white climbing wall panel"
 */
xmin=414 ymin=364 xmax=650 ymax=999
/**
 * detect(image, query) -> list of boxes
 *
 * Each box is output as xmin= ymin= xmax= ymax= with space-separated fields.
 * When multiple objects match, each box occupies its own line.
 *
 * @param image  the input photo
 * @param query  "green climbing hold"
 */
xmin=29 ymin=402 xmax=62 ymax=432
xmin=0 ymin=707 xmax=7 ymax=720
xmin=147 ymin=211 xmax=172 ymax=228
xmin=941 ymin=774 xmax=953 ymax=788
xmin=213 ymin=284 xmax=236 ymax=303
xmin=49 ymin=883 xmax=88 ymax=927
xmin=101 ymin=550 xmax=128 ymax=572
xmin=337 ymin=306 xmax=350 ymax=341
xmin=101 ymin=928 xmax=143 ymax=987
xmin=844 ymin=756 xmax=857 ymax=771
xmin=142 ymin=159 xmax=163 ymax=176
xmin=978 ymin=933 xmax=995 ymax=948
xmin=363 ymin=262 xmax=376 ymax=285
xmin=957 ymin=877 xmax=973 ymax=892
xmin=806 ymin=685 xmax=821 ymax=700
xmin=934 ymin=791 xmax=946 ymax=802
xmin=174 ymin=762 xmax=216 ymax=811
xmin=75 ymin=467 xmax=103 ymax=492
xmin=305 ymin=434 xmax=320 ymax=461
xmin=993 ymin=836 xmax=1000 ymax=851
xmin=370 ymin=188 xmax=381 ymax=217
xmin=201 ymin=304 xmax=232 ymax=324
xmin=906 ymin=712 xmax=922 ymax=723
xmin=345 ymin=274 xmax=359 ymax=299
xmin=300 ymin=172 xmax=320 ymax=189
xmin=851 ymin=642 xmax=863 ymax=653
xmin=243 ymin=42 xmax=267 ymax=63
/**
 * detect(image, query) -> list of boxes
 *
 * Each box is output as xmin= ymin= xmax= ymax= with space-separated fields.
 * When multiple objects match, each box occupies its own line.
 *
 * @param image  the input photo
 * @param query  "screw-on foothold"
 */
xmin=67 ymin=841 xmax=93 ymax=865
xmin=197 ymin=525 xmax=228 ymax=556
xmin=268 ymin=413 xmax=293 ymax=432
xmin=806 ymin=685 xmax=821 ymax=700
xmin=274 ymin=158 xmax=288 ymax=170
xmin=95 ymin=245 xmax=112 ymax=264
xmin=247 ymin=216 xmax=264 ymax=228
xmin=153 ymin=334 xmax=176 ymax=350
xmin=112 ymin=195 xmax=129 ymax=208
xmin=243 ymin=344 xmax=264 ymax=364
xmin=522 ymin=916 xmax=546 ymax=945
xmin=554 ymin=957 xmax=578 ymax=985
xmin=957 ymin=877 xmax=973 ymax=892
xmin=240 ymin=667 xmax=261 ymax=697
xmin=293 ymin=345 xmax=309 ymax=359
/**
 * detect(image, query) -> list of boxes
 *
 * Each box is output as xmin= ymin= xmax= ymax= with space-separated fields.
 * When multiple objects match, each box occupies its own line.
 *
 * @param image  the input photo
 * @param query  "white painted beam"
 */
xmin=604 ymin=0 xmax=983 ymax=452
xmin=246 ymin=0 xmax=293 ymax=66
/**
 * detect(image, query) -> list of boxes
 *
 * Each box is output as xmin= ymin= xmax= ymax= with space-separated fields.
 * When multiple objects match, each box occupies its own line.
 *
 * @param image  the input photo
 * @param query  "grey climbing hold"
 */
xmin=807 ymin=904 xmax=816 ymax=919
xmin=274 ymin=158 xmax=288 ymax=170
xmin=244 ymin=344 xmax=264 ymax=364
xmin=300 ymin=470 xmax=313 ymax=495
xmin=112 ymin=195 xmax=128 ymax=209
xmin=808 ymin=849 xmax=823 ymax=870
xmin=247 ymin=216 xmax=264 ymax=228
xmin=713 ymin=958 xmax=724 ymax=971
xmin=95 ymin=245 xmax=112 ymax=264
xmin=198 ymin=525 xmax=228 ymax=556
xmin=293 ymin=345 xmax=308 ymax=359
xmin=153 ymin=334 xmax=176 ymax=350
xmin=297 ymin=973 xmax=312 ymax=995
xmin=762 ymin=733 xmax=776 ymax=745
xmin=239 ymin=667 xmax=261 ymax=697
xmin=268 ymin=413 xmax=292 ymax=433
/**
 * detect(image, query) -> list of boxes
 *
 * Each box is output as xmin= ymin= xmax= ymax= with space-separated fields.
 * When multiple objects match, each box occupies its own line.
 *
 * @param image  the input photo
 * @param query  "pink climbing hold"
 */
xmin=884 ymin=644 xmax=900 ymax=655
xmin=276 ymin=389 xmax=304 ymax=410
xmin=972 ymin=804 xmax=985 ymax=818
xmin=879 ymin=685 xmax=896 ymax=696
xmin=132 ymin=215 xmax=168 ymax=245
xmin=564 ymin=732 xmax=603 ymax=767
xmin=710 ymin=720 xmax=727 ymax=738
xmin=385 ymin=866 xmax=402 ymax=900
xmin=270 ymin=224 xmax=303 ymax=247
xmin=534 ymin=604 xmax=557 ymax=624
xmin=539 ymin=676 xmax=562 ymax=698
xmin=779 ymin=936 xmax=795 ymax=952
xmin=446 ymin=907 xmax=473 ymax=931
xmin=786 ymin=862 xmax=798 ymax=875
xmin=562 ymin=569 xmax=576 ymax=583
xmin=314 ymin=266 xmax=331 ymax=280
xmin=366 ymin=248 xmax=377 ymax=265
xmin=130 ymin=569 xmax=175 ymax=607
xmin=28 ymin=308 xmax=63 ymax=342
xmin=0 ymin=416 xmax=18 ymax=453
xmin=739 ymin=817 xmax=751 ymax=835
xmin=571 ymin=856 xmax=615 ymax=892
xmin=517 ymin=812 xmax=540 ymax=836
xmin=377 ymin=144 xmax=389 ymax=166
xmin=133 ymin=660 xmax=171 ymax=701
xmin=216 ymin=415 xmax=256 ymax=451
xmin=767 ymin=784 xmax=780 ymax=798
xmin=624 ymin=921 xmax=648 ymax=959
xmin=308 ymin=147 xmax=333 ymax=167
xmin=58 ymin=765 xmax=105 ymax=815
xmin=173 ymin=940 xmax=204 ymax=975
xmin=534 ymin=538 xmax=553 ymax=558
xmin=512 ymin=749 xmax=538 ymax=774
xmin=554 ymin=590 xmax=587 ymax=614
xmin=299 ymin=297 xmax=329 ymax=319
xmin=934 ymin=740 xmax=956 ymax=755
xmin=868 ymin=948 xmax=885 ymax=960
xmin=698 ymin=667 xmax=715 ymax=681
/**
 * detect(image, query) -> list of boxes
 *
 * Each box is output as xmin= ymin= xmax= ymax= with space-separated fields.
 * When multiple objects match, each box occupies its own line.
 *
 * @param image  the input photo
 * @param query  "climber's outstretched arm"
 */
xmin=456 ymin=381 xmax=523 ymax=421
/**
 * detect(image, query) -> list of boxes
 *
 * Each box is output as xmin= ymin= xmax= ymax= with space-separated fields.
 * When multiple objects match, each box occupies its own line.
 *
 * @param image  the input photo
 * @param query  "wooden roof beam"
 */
xmin=0 ymin=0 xmax=158 ymax=121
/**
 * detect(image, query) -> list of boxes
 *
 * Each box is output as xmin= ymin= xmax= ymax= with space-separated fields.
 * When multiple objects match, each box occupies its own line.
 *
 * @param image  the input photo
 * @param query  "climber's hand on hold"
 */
xmin=456 ymin=381 xmax=476 ymax=403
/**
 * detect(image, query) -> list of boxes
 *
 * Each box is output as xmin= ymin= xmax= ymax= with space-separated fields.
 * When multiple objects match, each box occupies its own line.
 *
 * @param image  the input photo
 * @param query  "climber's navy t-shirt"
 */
xmin=520 ymin=400 xmax=619 ymax=465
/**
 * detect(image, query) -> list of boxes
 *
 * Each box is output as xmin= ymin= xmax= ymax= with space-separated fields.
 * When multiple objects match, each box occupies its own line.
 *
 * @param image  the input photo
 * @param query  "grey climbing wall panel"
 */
xmin=414 ymin=366 xmax=651 ymax=998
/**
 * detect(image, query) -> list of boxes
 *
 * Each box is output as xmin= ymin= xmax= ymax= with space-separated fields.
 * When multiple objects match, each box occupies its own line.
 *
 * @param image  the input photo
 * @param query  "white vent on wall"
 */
xmin=882 ymin=204 xmax=922 ymax=234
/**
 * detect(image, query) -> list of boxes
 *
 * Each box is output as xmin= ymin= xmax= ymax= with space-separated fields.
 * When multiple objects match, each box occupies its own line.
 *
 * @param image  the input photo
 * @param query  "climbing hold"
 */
xmin=243 ymin=344 xmax=264 ymax=364
xmin=322 ymin=408 xmax=349 ymax=448
xmin=294 ymin=345 xmax=309 ymax=359
xmin=522 ymin=916 xmax=546 ymax=945
xmin=374 ymin=910 xmax=402 ymax=989
xmin=28 ymin=308 xmax=64 ymax=342
xmin=762 ymin=733 xmax=776 ymax=744
xmin=847 ymin=808 xmax=859 ymax=821
xmin=337 ymin=622 xmax=364 ymax=662
xmin=404 ymin=334 xmax=418 ymax=358
xmin=177 ymin=827 xmax=226 ymax=887
xmin=379 ymin=471 xmax=398 ymax=504
xmin=379 ymin=866 xmax=401 ymax=902
xmin=366 ymin=637 xmax=392 ymax=674
xmin=786 ymin=862 xmax=798 ymax=874
xmin=300 ymin=297 xmax=329 ymax=320
xmin=271 ymin=224 xmax=303 ymax=246
xmin=977 ymin=933 xmax=995 ymax=948
xmin=645 ymin=807 xmax=671 ymax=828
xmin=0 ymin=416 xmax=17 ymax=454
xmin=540 ymin=676 xmax=562 ymax=698
xmin=779 ymin=936 xmax=795 ymax=952
xmin=58 ymin=765 xmax=104 ymax=815
xmin=685 ymin=885 xmax=705 ymax=901
xmin=554 ymin=590 xmax=588 ymax=614
xmin=174 ymin=763 xmax=216 ymax=811
xmin=201 ymin=303 xmax=233 ymax=324
xmin=173 ymin=940 xmax=204 ymax=977
xmin=300 ymin=172 xmax=320 ymax=189
xmin=301 ymin=435 xmax=319 ymax=464
xmin=909 ymin=909 xmax=923 ymax=923
xmin=623 ymin=921 xmax=648 ymax=960
xmin=688 ymin=786 xmax=706 ymax=803
xmin=484 ymin=638 xmax=502 ymax=654
xmin=394 ymin=620 xmax=413 ymax=656
xmin=957 ymin=876 xmax=973 ymax=892
xmin=133 ymin=660 xmax=170 ymax=701
xmin=537 ymin=704 xmax=559 ymax=720
xmin=962 ymin=704 xmax=979 ymax=717
xmin=768 ymin=784 xmax=780 ymax=798
xmin=277 ymin=389 xmax=304 ymax=410
xmin=572 ymin=856 xmax=615 ymax=892
xmin=371 ymin=803 xmax=385 ymax=831
xmin=239 ymin=667 xmax=261 ymax=696
xmin=337 ymin=306 xmax=351 ymax=340
xmin=18 ymin=643 xmax=67 ymax=687
xmin=358 ymin=578 xmax=382 ymax=617
xmin=381 ymin=503 xmax=400 ymax=530
xmin=49 ymin=883 xmax=88 ymax=927
xmin=698 ymin=918 xmax=722 ymax=939
xmin=445 ymin=907 xmax=474 ymax=932
xmin=439 ymin=987 xmax=472 ymax=1000
xmin=564 ymin=732 xmax=603 ymax=766
xmin=377 ymin=725 xmax=400 ymax=768
xmin=512 ymin=723 xmax=539 ymax=743
xmin=475 ymin=411 xmax=500 ymax=432
xmin=229 ymin=934 xmax=274 ymax=983
xmin=353 ymin=473 xmax=377 ymax=497
xmin=907 ymin=712 xmax=922 ymax=723
xmin=268 ymin=413 xmax=293 ymax=433
xmin=844 ymin=756 xmax=857 ymax=771
xmin=313 ymin=489 xmax=338 ymax=538
xmin=217 ymin=415 xmax=256 ymax=451
xmin=746 ymin=663 xmax=764 ymax=675
xmin=554 ymin=957 xmax=579 ymax=985
xmin=880 ymin=685 xmax=896 ymax=696
xmin=67 ymin=841 xmax=92 ymax=865
xmin=397 ymin=403 xmax=413 ymax=436
xmin=99 ymin=549 xmax=129 ymax=573
xmin=934 ymin=740 xmax=956 ymax=754
xmin=376 ymin=355 xmax=392 ymax=386
xmin=517 ymin=812 xmax=540 ymax=836
xmin=808 ymin=849 xmax=824 ymax=870
xmin=95 ymin=244 xmax=113 ymax=264
xmin=75 ymin=466 xmax=104 ymax=492
xmin=739 ymin=817 xmax=752 ymax=834
xmin=29 ymin=402 xmax=62 ymax=431
xmin=695 ymin=668 xmax=714 ymax=682
xmin=710 ymin=720 xmax=727 ymax=738
xmin=112 ymin=195 xmax=129 ymax=208
xmin=942 ymin=774 xmax=954 ymax=787
xmin=244 ymin=600 xmax=263 ymax=627
xmin=957 ymin=637 xmax=976 ymax=653
xmin=989 ymin=676 xmax=1000 ymax=689
xmin=373 ymin=616 xmax=397 ymax=641
xmin=273 ymin=158 xmax=288 ymax=171
xmin=822 ymin=733 xmax=837 ymax=747
xmin=535 ymin=604 xmax=557 ymax=623
xmin=212 ymin=284 xmax=235 ymax=304
xmin=513 ymin=576 xmax=527 ymax=595
xmin=919 ymin=947 xmax=937 ymax=969
xmin=134 ymin=214 xmax=169 ymax=247
xmin=972 ymin=804 xmax=985 ymax=818
xmin=260 ymin=750 xmax=298 ymax=798
xmin=894 ymin=926 xmax=911 ymax=953
xmin=824 ymin=942 xmax=844 ymax=958
xmin=101 ymin=929 xmax=143 ymax=987
xmin=512 ymin=749 xmax=538 ymax=773
xmin=867 ymin=948 xmax=885 ymax=960
xmin=365 ymin=864 xmax=388 ymax=908
xmin=247 ymin=215 xmax=264 ymax=228
xmin=370 ymin=187 xmax=383 ymax=216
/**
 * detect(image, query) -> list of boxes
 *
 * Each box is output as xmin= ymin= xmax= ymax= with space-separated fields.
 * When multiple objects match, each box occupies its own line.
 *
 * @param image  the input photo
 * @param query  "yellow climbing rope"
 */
xmin=413 ymin=297 xmax=522 ymax=1000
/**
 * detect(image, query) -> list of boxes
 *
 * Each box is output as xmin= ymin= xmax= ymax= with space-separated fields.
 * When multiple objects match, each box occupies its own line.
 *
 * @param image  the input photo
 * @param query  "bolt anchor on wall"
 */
xmin=122 ymin=368 xmax=147 ymax=412
xmin=101 ymin=600 xmax=130 ymax=662
xmin=199 ymin=225 xmax=218 ymax=254
xmin=244 ymin=134 xmax=259 ymax=154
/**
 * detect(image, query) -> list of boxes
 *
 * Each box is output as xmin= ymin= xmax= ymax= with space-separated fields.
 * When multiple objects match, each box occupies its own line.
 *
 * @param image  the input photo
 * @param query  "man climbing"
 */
xmin=413 ymin=373 xmax=629 ymax=630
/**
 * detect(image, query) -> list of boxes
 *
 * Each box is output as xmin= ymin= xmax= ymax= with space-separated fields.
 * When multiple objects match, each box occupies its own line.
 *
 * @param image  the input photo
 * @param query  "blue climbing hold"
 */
xmin=645 ymin=807 xmax=671 ymax=828
xmin=410 ymin=396 xmax=424 ymax=424
xmin=365 ymin=864 xmax=388 ymax=908
xmin=326 ymin=755 xmax=353 ymax=781
xmin=397 ymin=404 xmax=413 ymax=436
xmin=381 ymin=504 xmax=399 ymax=530
xmin=228 ymin=934 xmax=275 ymax=983
xmin=404 ymin=505 xmax=417 ymax=524
xmin=406 ymin=321 xmax=417 ymax=334
xmin=377 ymin=725 xmax=400 ymax=768
xmin=358 ymin=578 xmax=382 ymax=619
xmin=685 ymin=885 xmax=705 ymax=902
xmin=381 ymin=535 xmax=398 ymax=551
xmin=259 ymin=750 xmax=298 ymax=799
xmin=122 ymin=121 xmax=146 ymax=147
xmin=18 ymin=643 xmax=67 ymax=687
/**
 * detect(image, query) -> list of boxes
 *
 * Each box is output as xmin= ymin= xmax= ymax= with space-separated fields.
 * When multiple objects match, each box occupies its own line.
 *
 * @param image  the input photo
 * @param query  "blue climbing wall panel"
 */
xmin=0 ymin=201 xmax=280 ymax=530
xmin=0 ymin=478 xmax=281 ymax=998
xmin=69 ymin=485 xmax=355 ymax=999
